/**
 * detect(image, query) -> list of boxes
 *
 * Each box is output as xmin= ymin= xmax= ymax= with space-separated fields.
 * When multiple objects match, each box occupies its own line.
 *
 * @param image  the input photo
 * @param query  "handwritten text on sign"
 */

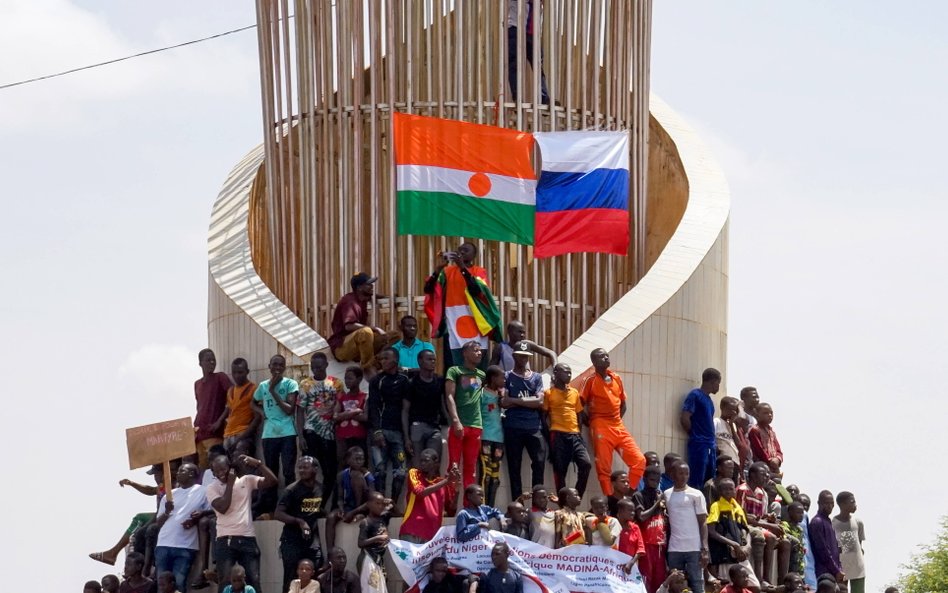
xmin=126 ymin=417 xmax=196 ymax=469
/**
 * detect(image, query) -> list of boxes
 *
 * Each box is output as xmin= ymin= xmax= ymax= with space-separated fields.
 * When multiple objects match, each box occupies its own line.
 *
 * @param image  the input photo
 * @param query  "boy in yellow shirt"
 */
xmin=543 ymin=363 xmax=592 ymax=497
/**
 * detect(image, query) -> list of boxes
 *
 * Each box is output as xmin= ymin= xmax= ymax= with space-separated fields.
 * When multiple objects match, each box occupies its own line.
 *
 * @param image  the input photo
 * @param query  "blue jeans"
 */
xmin=370 ymin=428 xmax=407 ymax=503
xmin=154 ymin=546 xmax=196 ymax=592
xmin=214 ymin=536 xmax=260 ymax=592
xmin=667 ymin=551 xmax=704 ymax=593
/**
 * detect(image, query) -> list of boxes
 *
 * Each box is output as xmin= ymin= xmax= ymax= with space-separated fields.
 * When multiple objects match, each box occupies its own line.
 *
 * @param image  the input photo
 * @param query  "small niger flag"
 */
xmin=394 ymin=113 xmax=537 ymax=245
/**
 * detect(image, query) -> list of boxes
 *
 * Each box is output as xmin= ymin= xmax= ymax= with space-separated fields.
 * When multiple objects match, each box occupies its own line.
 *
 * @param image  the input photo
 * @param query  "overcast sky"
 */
xmin=0 ymin=1 xmax=944 ymax=591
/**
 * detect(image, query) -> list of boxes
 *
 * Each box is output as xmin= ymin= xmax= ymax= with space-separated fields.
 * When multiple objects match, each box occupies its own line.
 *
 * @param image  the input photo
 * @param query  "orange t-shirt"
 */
xmin=224 ymin=382 xmax=257 ymax=437
xmin=543 ymin=386 xmax=582 ymax=433
xmin=580 ymin=371 xmax=625 ymax=422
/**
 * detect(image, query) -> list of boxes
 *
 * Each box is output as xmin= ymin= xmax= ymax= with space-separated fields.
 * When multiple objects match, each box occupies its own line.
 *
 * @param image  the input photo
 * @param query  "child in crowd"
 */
xmin=715 ymin=397 xmax=749 ymax=482
xmin=423 ymin=557 xmax=477 ymax=593
xmin=334 ymin=365 xmax=368 ymax=461
xmin=253 ymin=354 xmax=300 ymax=515
xmin=632 ymin=465 xmax=667 ymax=593
xmin=782 ymin=502 xmax=808 ymax=578
xmin=721 ymin=565 xmax=752 ymax=593
xmin=617 ymin=499 xmax=645 ymax=573
xmin=608 ymin=470 xmax=633 ymax=517
xmin=367 ymin=347 xmax=411 ymax=508
xmin=404 ymin=349 xmax=446 ymax=465
xmin=326 ymin=446 xmax=375 ymax=550
xmin=400 ymin=450 xmax=461 ymax=543
xmin=554 ymin=487 xmax=586 ymax=547
xmin=317 ymin=547 xmax=361 ymax=593
xmin=655 ymin=570 xmax=688 ymax=593
xmin=84 ymin=581 xmax=103 ymax=593
xmin=482 ymin=542 xmax=523 ymax=593
xmin=118 ymin=552 xmax=154 ymax=593
xmin=357 ymin=491 xmax=393 ymax=572
xmin=101 ymin=575 xmax=120 ymax=593
xmin=638 ymin=451 xmax=660 ymax=490
xmin=737 ymin=462 xmax=789 ymax=588
xmin=529 ymin=485 xmax=557 ymax=548
xmin=505 ymin=501 xmax=532 ymax=539
xmin=738 ymin=387 xmax=759 ymax=433
xmin=220 ymin=565 xmax=256 ymax=593
xmin=544 ymin=362 xmax=592 ymax=497
xmin=707 ymin=478 xmax=759 ymax=592
xmin=479 ymin=365 xmax=506 ymax=507
xmin=221 ymin=358 xmax=259 ymax=453
xmin=456 ymin=484 xmax=505 ymax=542
xmin=586 ymin=495 xmax=621 ymax=548
xmin=782 ymin=573 xmax=805 ymax=592
xmin=298 ymin=352 xmax=343 ymax=502
xmin=659 ymin=453 xmax=681 ymax=491
xmin=748 ymin=403 xmax=783 ymax=477
xmin=833 ymin=491 xmax=866 ymax=593
xmin=287 ymin=558 xmax=318 ymax=593
xmin=156 ymin=572 xmax=178 ymax=593
xmin=704 ymin=455 xmax=737 ymax=510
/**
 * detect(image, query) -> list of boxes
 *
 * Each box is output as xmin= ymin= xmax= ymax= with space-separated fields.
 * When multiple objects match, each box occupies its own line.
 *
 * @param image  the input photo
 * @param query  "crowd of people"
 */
xmin=85 ymin=247 xmax=871 ymax=593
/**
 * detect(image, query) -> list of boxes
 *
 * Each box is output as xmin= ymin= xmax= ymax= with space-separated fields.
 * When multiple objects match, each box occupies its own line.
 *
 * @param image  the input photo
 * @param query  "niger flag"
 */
xmin=393 ymin=113 xmax=537 ymax=245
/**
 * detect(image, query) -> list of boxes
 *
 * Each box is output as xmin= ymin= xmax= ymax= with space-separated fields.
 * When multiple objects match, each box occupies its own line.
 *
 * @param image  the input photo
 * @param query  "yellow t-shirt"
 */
xmin=543 ymin=385 xmax=581 ymax=433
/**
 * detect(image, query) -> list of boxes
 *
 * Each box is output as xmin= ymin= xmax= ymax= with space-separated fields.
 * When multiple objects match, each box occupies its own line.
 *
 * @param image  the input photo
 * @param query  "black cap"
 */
xmin=145 ymin=464 xmax=162 ymax=475
xmin=350 ymin=273 xmax=378 ymax=291
xmin=512 ymin=341 xmax=535 ymax=356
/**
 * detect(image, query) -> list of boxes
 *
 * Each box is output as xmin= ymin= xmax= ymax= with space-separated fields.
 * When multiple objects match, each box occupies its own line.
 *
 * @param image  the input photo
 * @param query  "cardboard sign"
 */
xmin=126 ymin=417 xmax=196 ymax=470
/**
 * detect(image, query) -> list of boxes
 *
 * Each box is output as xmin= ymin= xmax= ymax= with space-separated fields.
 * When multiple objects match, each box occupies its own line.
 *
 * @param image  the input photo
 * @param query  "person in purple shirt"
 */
xmin=809 ymin=490 xmax=845 ymax=585
xmin=680 ymin=368 xmax=721 ymax=489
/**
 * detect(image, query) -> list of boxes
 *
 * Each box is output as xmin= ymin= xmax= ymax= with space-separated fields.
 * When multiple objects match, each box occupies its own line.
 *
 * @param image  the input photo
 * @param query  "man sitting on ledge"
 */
xmin=329 ymin=272 xmax=397 ymax=379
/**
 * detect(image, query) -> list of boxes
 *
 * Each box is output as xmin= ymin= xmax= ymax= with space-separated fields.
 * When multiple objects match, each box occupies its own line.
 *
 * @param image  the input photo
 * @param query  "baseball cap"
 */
xmin=145 ymin=464 xmax=162 ymax=475
xmin=512 ymin=341 xmax=534 ymax=356
xmin=350 ymin=272 xmax=378 ymax=290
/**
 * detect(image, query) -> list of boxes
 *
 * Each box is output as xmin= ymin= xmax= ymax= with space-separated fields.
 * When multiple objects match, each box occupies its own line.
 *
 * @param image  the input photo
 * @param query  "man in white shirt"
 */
xmin=206 ymin=453 xmax=278 ymax=592
xmin=154 ymin=463 xmax=212 ymax=593
xmin=664 ymin=462 xmax=710 ymax=593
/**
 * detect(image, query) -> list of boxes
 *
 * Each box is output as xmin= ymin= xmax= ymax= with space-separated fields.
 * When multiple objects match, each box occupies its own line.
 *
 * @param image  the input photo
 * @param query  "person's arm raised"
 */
xmin=119 ymin=479 xmax=159 ymax=497
xmin=240 ymin=455 xmax=279 ymax=490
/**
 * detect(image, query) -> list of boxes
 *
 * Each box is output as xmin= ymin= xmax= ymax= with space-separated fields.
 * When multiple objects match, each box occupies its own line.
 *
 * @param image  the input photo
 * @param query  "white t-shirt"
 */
xmin=156 ymin=484 xmax=211 ymax=550
xmin=664 ymin=486 xmax=707 ymax=553
xmin=206 ymin=475 xmax=265 ymax=537
xmin=530 ymin=509 xmax=556 ymax=548
xmin=713 ymin=417 xmax=740 ymax=460
xmin=201 ymin=469 xmax=215 ymax=487
xmin=833 ymin=516 xmax=866 ymax=579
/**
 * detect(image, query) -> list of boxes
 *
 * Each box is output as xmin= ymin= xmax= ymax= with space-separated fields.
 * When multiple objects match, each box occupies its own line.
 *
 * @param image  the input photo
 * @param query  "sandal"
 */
xmin=88 ymin=552 xmax=116 ymax=566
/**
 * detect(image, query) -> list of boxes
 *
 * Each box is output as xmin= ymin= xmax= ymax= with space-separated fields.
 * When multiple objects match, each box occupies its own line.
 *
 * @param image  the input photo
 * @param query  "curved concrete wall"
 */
xmin=206 ymin=92 xmax=729 ymax=590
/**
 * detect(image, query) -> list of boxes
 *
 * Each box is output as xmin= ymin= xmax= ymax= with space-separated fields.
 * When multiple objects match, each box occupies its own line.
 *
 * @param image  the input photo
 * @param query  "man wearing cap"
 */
xmin=501 ymin=340 xmax=547 ymax=500
xmin=329 ymin=272 xmax=392 ymax=377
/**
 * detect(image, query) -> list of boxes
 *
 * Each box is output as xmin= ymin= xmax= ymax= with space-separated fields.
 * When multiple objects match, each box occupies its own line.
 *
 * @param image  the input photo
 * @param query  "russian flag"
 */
xmin=533 ymin=131 xmax=630 ymax=258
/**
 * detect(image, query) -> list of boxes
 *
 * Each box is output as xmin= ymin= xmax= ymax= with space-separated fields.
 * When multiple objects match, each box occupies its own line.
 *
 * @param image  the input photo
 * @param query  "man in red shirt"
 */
xmin=580 ymin=348 xmax=646 ymax=495
xmin=328 ymin=273 xmax=397 ymax=378
xmin=398 ymin=449 xmax=461 ymax=543
xmin=194 ymin=348 xmax=233 ymax=469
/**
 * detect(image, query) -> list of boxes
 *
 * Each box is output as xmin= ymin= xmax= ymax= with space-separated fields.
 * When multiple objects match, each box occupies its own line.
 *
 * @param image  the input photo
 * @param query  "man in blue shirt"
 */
xmin=680 ymin=368 xmax=721 ymax=489
xmin=392 ymin=315 xmax=435 ymax=371
xmin=501 ymin=341 xmax=546 ymax=500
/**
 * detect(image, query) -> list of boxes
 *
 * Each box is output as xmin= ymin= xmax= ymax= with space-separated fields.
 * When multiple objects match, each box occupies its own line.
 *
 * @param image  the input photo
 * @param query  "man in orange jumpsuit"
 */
xmin=579 ymin=348 xmax=646 ymax=495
